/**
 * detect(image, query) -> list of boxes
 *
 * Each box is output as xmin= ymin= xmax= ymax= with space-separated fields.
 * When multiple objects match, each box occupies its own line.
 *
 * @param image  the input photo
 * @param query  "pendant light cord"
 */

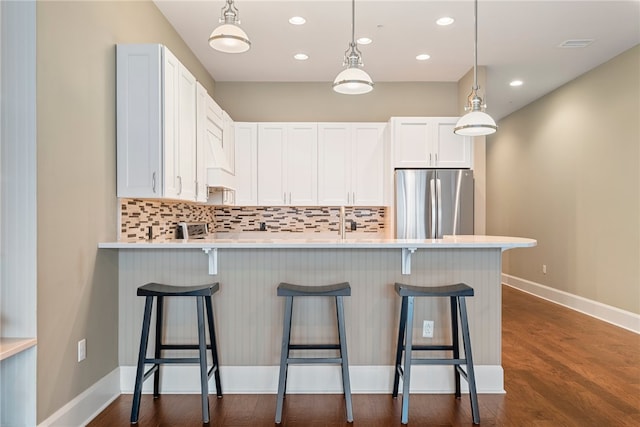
xmin=351 ymin=0 xmax=356 ymax=46
xmin=473 ymin=0 xmax=479 ymax=92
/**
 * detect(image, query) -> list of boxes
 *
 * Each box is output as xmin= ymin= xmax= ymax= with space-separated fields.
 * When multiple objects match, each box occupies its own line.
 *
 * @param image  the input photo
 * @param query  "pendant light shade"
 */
xmin=333 ymin=0 xmax=373 ymax=95
xmin=454 ymin=109 xmax=497 ymax=136
xmin=454 ymin=0 xmax=497 ymax=136
xmin=209 ymin=0 xmax=251 ymax=54
xmin=333 ymin=59 xmax=374 ymax=95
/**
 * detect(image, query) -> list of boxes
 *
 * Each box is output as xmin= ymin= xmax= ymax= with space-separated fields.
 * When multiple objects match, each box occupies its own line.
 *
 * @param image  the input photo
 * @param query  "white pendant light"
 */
xmin=454 ymin=0 xmax=497 ymax=136
xmin=209 ymin=0 xmax=251 ymax=54
xmin=333 ymin=0 xmax=373 ymax=95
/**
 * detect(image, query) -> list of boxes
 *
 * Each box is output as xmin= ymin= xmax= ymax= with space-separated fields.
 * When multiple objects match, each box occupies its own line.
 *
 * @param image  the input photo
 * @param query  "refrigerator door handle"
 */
xmin=430 ymin=179 xmax=436 ymax=237
xmin=436 ymin=178 xmax=442 ymax=237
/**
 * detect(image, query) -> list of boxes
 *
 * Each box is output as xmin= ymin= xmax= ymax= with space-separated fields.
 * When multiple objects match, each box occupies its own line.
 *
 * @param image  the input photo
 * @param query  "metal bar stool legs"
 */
xmin=336 ymin=294 xmax=354 ymax=422
xmin=392 ymin=282 xmax=480 ymax=425
xmin=275 ymin=282 xmax=353 ymax=424
xmin=275 ymin=295 xmax=294 ymax=423
xmin=459 ymin=295 xmax=480 ymax=423
xmin=130 ymin=283 xmax=222 ymax=424
xmin=131 ymin=295 xmax=154 ymax=423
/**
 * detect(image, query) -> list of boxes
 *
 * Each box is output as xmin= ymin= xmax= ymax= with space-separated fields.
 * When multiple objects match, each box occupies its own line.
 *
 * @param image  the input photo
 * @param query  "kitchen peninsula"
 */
xmin=99 ymin=235 xmax=535 ymax=395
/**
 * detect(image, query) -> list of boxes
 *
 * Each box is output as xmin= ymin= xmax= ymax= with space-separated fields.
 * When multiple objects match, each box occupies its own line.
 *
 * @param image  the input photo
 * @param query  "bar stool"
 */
xmin=275 ymin=282 xmax=353 ymax=424
xmin=392 ymin=282 xmax=480 ymax=425
xmin=130 ymin=283 xmax=223 ymax=424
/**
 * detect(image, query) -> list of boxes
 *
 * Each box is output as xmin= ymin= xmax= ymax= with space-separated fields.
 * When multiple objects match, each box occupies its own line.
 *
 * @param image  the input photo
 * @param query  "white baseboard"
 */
xmin=37 ymin=368 xmax=120 ymax=427
xmin=502 ymin=274 xmax=640 ymax=334
xmin=119 ymin=364 xmax=504 ymax=395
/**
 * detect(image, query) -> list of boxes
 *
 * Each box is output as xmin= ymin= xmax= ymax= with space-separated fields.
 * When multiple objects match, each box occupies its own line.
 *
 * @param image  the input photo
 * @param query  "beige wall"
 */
xmin=487 ymin=45 xmax=640 ymax=314
xmin=213 ymin=81 xmax=459 ymax=122
xmin=36 ymin=0 xmax=214 ymax=421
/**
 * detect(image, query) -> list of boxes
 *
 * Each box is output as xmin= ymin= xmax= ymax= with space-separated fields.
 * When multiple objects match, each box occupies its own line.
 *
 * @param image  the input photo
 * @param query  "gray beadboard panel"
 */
xmin=119 ymin=248 xmax=502 ymax=367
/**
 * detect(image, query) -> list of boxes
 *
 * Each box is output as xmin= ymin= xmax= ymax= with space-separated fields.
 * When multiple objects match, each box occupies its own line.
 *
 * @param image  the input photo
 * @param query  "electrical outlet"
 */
xmin=422 ymin=320 xmax=434 ymax=338
xmin=78 ymin=339 xmax=86 ymax=362
xmin=542 ymin=264 xmax=547 ymax=274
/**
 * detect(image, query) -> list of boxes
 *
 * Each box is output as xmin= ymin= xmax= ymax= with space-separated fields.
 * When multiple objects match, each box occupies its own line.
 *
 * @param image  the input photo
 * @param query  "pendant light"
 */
xmin=454 ymin=0 xmax=497 ymax=136
xmin=333 ymin=0 xmax=374 ymax=95
xmin=209 ymin=0 xmax=251 ymax=54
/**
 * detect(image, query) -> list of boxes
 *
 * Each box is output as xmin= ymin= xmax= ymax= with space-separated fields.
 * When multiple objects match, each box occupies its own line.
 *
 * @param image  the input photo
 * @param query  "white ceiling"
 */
xmin=154 ymin=0 xmax=640 ymax=120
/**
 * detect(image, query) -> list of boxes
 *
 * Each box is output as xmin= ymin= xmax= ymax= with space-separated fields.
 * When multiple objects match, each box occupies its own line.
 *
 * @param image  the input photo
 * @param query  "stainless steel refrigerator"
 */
xmin=395 ymin=169 xmax=474 ymax=238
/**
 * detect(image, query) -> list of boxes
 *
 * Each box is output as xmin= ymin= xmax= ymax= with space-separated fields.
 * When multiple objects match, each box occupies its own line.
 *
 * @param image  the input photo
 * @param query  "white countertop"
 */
xmin=99 ymin=235 xmax=536 ymax=250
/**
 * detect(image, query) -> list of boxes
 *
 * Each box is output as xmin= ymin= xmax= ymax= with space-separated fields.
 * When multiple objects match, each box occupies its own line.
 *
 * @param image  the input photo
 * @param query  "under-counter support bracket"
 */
xmin=202 ymin=248 xmax=218 ymax=275
xmin=401 ymin=248 xmax=417 ymax=275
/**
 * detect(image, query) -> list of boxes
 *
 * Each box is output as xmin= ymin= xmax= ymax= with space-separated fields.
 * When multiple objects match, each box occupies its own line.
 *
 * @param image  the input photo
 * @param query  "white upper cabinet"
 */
xmin=257 ymin=123 xmax=317 ymax=205
xmin=222 ymin=111 xmax=235 ymax=175
xmin=234 ymin=122 xmax=258 ymax=206
xmin=391 ymin=117 xmax=472 ymax=169
xmin=318 ymin=123 xmax=385 ymax=206
xmin=117 ymin=44 xmax=197 ymax=200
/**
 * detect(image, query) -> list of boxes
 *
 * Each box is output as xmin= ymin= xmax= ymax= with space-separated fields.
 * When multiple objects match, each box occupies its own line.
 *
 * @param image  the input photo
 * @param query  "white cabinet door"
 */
xmin=432 ymin=119 xmax=472 ymax=168
xmin=222 ymin=111 xmax=235 ymax=175
xmin=176 ymin=62 xmax=197 ymax=200
xmin=392 ymin=117 xmax=432 ymax=168
xmin=234 ymin=122 xmax=258 ymax=205
xmin=195 ymin=83 xmax=208 ymax=202
xmin=287 ymin=123 xmax=318 ymax=205
xmin=116 ymin=44 xmax=162 ymax=198
xmin=318 ymin=124 xmax=351 ymax=206
xmin=257 ymin=123 xmax=317 ymax=206
xmin=318 ymin=123 xmax=385 ymax=206
xmin=392 ymin=117 xmax=472 ymax=169
xmin=257 ymin=124 xmax=287 ymax=205
xmin=352 ymin=123 xmax=385 ymax=205
xmin=117 ymin=44 xmax=198 ymax=201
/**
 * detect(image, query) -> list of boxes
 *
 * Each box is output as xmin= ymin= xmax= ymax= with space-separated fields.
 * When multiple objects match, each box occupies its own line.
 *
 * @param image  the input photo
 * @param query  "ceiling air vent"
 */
xmin=558 ymin=39 xmax=594 ymax=48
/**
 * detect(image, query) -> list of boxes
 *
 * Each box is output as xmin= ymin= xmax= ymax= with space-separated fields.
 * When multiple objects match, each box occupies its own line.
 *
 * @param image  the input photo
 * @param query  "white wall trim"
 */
xmin=119 ymin=364 xmax=504 ymax=395
xmin=37 ymin=368 xmax=121 ymax=427
xmin=503 ymin=274 xmax=640 ymax=334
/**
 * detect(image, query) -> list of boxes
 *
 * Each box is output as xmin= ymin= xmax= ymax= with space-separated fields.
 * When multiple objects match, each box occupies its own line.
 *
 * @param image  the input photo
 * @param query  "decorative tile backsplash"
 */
xmin=213 ymin=206 xmax=386 ymax=234
xmin=120 ymin=199 xmax=386 ymax=241
xmin=120 ymin=199 xmax=214 ymax=241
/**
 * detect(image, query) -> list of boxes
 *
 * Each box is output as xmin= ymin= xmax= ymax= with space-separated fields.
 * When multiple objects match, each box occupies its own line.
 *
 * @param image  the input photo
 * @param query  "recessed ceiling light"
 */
xmin=510 ymin=80 xmax=524 ymax=87
xmin=416 ymin=54 xmax=431 ymax=61
xmin=436 ymin=17 xmax=455 ymax=26
xmin=289 ymin=16 xmax=306 ymax=25
xmin=294 ymin=53 xmax=309 ymax=61
xmin=357 ymin=37 xmax=372 ymax=45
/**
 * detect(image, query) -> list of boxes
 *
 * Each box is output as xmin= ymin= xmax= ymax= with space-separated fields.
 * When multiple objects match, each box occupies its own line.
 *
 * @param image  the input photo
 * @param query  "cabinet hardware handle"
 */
xmin=435 ymin=153 xmax=438 ymax=165
xmin=353 ymin=192 xmax=356 ymax=205
xmin=429 ymin=153 xmax=432 ymax=165
xmin=284 ymin=192 xmax=286 ymax=204
xmin=289 ymin=192 xmax=292 ymax=204
xmin=152 ymin=172 xmax=156 ymax=193
xmin=177 ymin=175 xmax=182 ymax=195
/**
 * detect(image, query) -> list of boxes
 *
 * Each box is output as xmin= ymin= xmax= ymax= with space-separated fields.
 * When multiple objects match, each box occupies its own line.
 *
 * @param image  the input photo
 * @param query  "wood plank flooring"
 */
xmin=88 ymin=285 xmax=640 ymax=426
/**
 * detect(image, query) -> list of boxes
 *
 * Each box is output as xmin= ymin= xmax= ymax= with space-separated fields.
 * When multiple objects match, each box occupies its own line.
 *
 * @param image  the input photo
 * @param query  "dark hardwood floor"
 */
xmin=88 ymin=286 xmax=640 ymax=426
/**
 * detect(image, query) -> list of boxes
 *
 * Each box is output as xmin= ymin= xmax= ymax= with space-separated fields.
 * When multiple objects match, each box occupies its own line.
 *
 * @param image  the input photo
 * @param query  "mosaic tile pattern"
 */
xmin=120 ymin=199 xmax=214 ymax=241
xmin=120 ymin=199 xmax=386 ymax=240
xmin=213 ymin=206 xmax=386 ymax=234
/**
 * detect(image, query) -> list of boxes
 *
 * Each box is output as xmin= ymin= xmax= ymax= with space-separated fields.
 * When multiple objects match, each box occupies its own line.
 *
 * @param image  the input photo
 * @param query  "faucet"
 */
xmin=339 ymin=206 xmax=346 ymax=240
